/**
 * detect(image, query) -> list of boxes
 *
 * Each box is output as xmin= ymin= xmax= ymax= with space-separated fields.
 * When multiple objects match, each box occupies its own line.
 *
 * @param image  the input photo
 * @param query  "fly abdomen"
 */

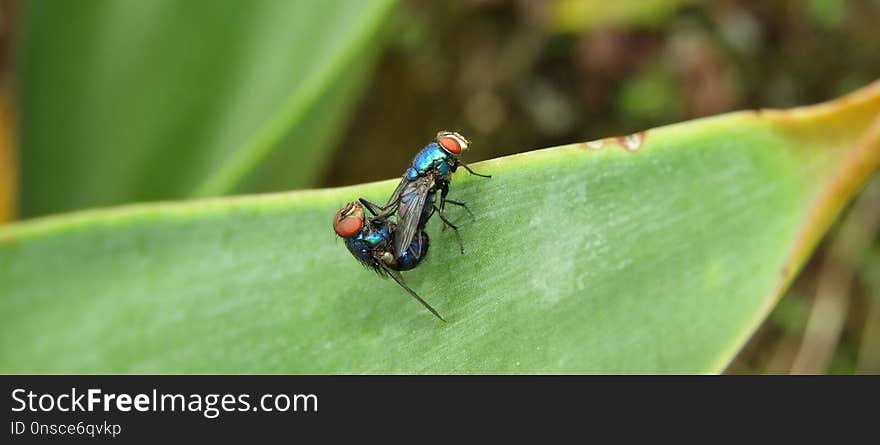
xmin=392 ymin=231 xmax=429 ymax=271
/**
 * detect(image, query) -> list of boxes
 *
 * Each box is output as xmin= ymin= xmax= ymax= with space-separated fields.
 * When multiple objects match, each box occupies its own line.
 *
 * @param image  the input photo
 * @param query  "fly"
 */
xmin=332 ymin=201 xmax=444 ymax=321
xmin=363 ymin=130 xmax=490 ymax=259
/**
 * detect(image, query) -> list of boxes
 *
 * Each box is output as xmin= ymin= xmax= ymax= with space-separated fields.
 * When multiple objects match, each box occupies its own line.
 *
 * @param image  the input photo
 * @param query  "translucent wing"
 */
xmin=357 ymin=175 xmax=408 ymax=220
xmin=380 ymin=176 xmax=408 ymax=217
xmin=393 ymin=175 xmax=433 ymax=259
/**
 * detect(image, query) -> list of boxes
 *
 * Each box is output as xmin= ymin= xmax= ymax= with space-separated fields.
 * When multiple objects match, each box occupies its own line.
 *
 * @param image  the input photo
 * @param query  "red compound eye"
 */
xmin=333 ymin=215 xmax=362 ymax=238
xmin=439 ymin=136 xmax=462 ymax=155
xmin=333 ymin=204 xmax=364 ymax=238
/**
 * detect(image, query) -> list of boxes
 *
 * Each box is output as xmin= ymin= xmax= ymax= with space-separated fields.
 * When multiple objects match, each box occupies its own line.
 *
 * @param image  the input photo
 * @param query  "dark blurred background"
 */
xmin=2 ymin=0 xmax=878 ymax=373
xmin=323 ymin=0 xmax=880 ymax=187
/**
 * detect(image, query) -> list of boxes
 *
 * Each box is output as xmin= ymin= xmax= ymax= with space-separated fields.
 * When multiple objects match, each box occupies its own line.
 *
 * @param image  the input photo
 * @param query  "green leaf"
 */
xmin=0 ymin=83 xmax=16 ymax=222
xmin=550 ymin=0 xmax=698 ymax=33
xmin=19 ymin=0 xmax=395 ymax=217
xmin=2 ymin=82 xmax=879 ymax=373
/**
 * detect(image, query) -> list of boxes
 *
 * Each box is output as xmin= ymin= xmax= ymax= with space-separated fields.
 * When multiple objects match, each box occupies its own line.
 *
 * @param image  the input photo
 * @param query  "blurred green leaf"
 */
xmin=807 ymin=0 xmax=848 ymax=29
xmin=237 ymin=54 xmax=379 ymax=194
xmin=0 ymin=83 xmax=16 ymax=222
xmin=617 ymin=68 xmax=684 ymax=124
xmin=550 ymin=0 xmax=697 ymax=33
xmin=19 ymin=0 xmax=395 ymax=217
xmin=1 ymin=82 xmax=878 ymax=373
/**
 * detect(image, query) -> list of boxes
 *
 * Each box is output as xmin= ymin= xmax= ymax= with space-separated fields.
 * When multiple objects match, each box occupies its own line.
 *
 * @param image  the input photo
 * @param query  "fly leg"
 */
xmin=381 ymin=264 xmax=445 ymax=322
xmin=361 ymin=178 xmax=408 ymax=219
xmin=437 ymin=186 xmax=465 ymax=254
xmin=359 ymin=197 xmax=396 ymax=218
xmin=443 ymin=199 xmax=475 ymax=221
xmin=461 ymin=163 xmax=492 ymax=178
xmin=437 ymin=199 xmax=474 ymax=234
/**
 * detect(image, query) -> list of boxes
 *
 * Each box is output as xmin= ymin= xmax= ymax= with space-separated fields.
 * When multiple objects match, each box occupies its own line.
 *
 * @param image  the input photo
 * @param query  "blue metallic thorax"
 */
xmin=406 ymin=143 xmax=454 ymax=181
xmin=344 ymin=220 xmax=427 ymax=272
xmin=344 ymin=222 xmax=391 ymax=268
xmin=360 ymin=224 xmax=390 ymax=246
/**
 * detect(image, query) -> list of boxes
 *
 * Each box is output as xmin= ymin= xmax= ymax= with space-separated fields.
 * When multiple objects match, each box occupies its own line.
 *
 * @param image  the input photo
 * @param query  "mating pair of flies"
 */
xmin=332 ymin=131 xmax=490 ymax=321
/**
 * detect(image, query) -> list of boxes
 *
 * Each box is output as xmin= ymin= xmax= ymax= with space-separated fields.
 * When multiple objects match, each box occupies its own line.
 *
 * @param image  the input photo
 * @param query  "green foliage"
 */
xmin=19 ymin=0 xmax=394 ymax=217
xmin=617 ymin=68 xmax=684 ymax=124
xmin=6 ymin=1 xmax=880 ymax=375
xmin=3 ymin=85 xmax=877 ymax=372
